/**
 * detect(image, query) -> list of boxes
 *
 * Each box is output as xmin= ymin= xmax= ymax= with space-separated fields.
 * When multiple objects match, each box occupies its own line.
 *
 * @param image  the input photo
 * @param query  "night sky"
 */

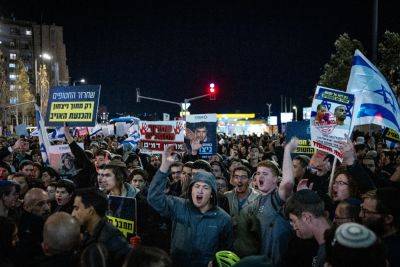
xmin=2 ymin=0 xmax=400 ymax=118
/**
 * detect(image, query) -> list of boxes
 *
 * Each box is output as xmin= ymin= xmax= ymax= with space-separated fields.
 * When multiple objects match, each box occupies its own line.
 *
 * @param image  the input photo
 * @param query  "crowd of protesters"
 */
xmin=0 ymin=125 xmax=399 ymax=267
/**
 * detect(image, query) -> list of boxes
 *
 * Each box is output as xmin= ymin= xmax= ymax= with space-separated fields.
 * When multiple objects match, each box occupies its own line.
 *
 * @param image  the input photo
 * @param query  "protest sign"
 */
xmin=48 ymin=144 xmax=77 ymax=179
xmin=310 ymin=86 xmax=354 ymax=161
xmin=186 ymin=114 xmax=217 ymax=159
xmin=383 ymin=127 xmax=400 ymax=143
xmin=106 ymin=196 xmax=136 ymax=239
xmin=139 ymin=121 xmax=185 ymax=154
xmin=286 ymin=120 xmax=315 ymax=155
xmin=46 ymin=85 xmax=101 ymax=127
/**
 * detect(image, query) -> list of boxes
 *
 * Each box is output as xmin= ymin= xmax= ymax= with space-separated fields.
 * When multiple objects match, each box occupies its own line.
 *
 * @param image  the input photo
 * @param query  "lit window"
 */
xmin=9 ymin=63 xmax=16 ymax=68
xmin=10 ymin=84 xmax=16 ymax=91
xmin=0 ymin=41 xmax=2 ymax=44
xmin=9 ymin=74 xmax=17 ymax=80
xmin=10 ymin=53 xmax=16 ymax=60
xmin=26 ymin=30 xmax=32 ymax=36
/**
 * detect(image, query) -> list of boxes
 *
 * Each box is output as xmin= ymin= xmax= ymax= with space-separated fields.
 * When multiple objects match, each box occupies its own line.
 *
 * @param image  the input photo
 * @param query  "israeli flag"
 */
xmin=34 ymin=104 xmax=51 ymax=165
xmin=89 ymin=124 xmax=103 ymax=136
xmin=346 ymin=50 xmax=400 ymax=133
xmin=48 ymin=127 xmax=66 ymax=141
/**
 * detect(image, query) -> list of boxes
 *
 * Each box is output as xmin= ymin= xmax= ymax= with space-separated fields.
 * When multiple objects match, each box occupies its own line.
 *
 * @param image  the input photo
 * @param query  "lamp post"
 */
xmin=35 ymin=52 xmax=52 ymax=105
xmin=73 ymin=78 xmax=86 ymax=86
xmin=293 ymin=105 xmax=298 ymax=121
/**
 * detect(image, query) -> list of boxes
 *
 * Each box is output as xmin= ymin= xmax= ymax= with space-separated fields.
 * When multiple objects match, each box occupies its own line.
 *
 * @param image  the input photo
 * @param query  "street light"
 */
xmin=293 ymin=105 xmax=298 ymax=121
xmin=73 ymin=78 xmax=86 ymax=86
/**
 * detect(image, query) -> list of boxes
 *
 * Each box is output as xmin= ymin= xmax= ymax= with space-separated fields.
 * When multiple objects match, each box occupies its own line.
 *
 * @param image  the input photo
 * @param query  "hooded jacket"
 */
xmin=148 ymin=170 xmax=233 ymax=267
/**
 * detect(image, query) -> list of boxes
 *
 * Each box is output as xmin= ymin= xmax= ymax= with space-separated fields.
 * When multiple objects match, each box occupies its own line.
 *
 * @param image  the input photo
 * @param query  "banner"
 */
xmin=186 ymin=114 xmax=217 ymax=158
xmin=46 ymin=85 xmax=101 ymax=127
xmin=310 ymin=86 xmax=355 ymax=161
xmin=106 ymin=196 xmax=136 ymax=239
xmin=286 ymin=120 xmax=315 ymax=155
xmin=139 ymin=121 xmax=185 ymax=154
xmin=346 ymin=49 xmax=400 ymax=133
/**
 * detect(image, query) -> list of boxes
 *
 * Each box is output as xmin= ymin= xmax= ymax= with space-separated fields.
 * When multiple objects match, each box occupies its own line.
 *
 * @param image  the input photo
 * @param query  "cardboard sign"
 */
xmin=186 ymin=114 xmax=217 ymax=159
xmin=46 ymin=85 xmax=101 ymax=127
xmin=106 ymin=196 xmax=136 ymax=239
xmin=15 ymin=124 xmax=28 ymax=137
xmin=310 ymin=86 xmax=355 ymax=161
xmin=139 ymin=121 xmax=185 ymax=154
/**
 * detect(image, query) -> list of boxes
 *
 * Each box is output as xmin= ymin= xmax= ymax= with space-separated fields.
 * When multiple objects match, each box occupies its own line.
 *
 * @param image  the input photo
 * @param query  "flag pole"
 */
xmin=328 ymin=156 xmax=338 ymax=193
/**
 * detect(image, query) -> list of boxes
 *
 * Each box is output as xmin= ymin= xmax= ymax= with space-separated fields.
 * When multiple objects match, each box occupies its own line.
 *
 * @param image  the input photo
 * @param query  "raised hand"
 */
xmin=185 ymin=128 xmax=195 ymax=141
xmin=341 ymin=134 xmax=355 ymax=166
xmin=160 ymin=145 xmax=176 ymax=173
xmin=285 ymin=137 xmax=299 ymax=153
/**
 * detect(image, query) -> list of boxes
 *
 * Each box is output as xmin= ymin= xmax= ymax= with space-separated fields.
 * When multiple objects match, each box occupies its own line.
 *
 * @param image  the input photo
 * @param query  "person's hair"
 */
xmin=55 ymin=179 xmax=76 ymax=194
xmin=102 ymin=164 xmax=128 ymax=188
xmin=170 ymin=162 xmax=183 ymax=169
xmin=293 ymin=155 xmax=310 ymax=168
xmin=0 ymin=182 xmax=20 ymax=199
xmin=232 ymin=166 xmax=251 ymax=179
xmin=285 ymin=189 xmax=325 ymax=218
xmin=195 ymin=123 xmax=207 ymax=131
xmin=0 ymin=216 xmax=17 ymax=255
xmin=19 ymin=159 xmax=34 ymax=171
xmin=0 ymin=161 xmax=12 ymax=175
xmin=42 ymin=166 xmax=60 ymax=180
xmin=330 ymin=167 xmax=359 ymax=199
xmin=354 ymin=143 xmax=367 ymax=153
xmin=192 ymin=159 xmax=212 ymax=173
xmin=95 ymin=150 xmax=111 ymax=159
xmin=257 ymin=160 xmax=281 ymax=177
xmin=380 ymin=149 xmax=396 ymax=163
xmin=362 ymin=188 xmax=400 ymax=229
xmin=80 ymin=243 xmax=108 ymax=267
xmin=129 ymin=169 xmax=149 ymax=182
xmin=335 ymin=200 xmax=361 ymax=223
xmin=183 ymin=162 xmax=194 ymax=169
xmin=123 ymin=246 xmax=172 ymax=267
xmin=324 ymin=226 xmax=386 ymax=267
xmin=75 ymin=188 xmax=108 ymax=217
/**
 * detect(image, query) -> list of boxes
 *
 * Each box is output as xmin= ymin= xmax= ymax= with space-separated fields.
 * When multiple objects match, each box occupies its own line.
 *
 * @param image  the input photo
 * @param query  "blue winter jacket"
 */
xmin=148 ymin=170 xmax=233 ymax=267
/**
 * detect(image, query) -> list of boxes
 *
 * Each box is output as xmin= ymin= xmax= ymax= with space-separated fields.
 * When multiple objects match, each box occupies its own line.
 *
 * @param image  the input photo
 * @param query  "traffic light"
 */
xmin=209 ymin=83 xmax=216 ymax=100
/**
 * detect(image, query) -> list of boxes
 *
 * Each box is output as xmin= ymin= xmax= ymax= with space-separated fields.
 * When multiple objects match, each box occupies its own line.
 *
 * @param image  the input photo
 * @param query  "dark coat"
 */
xmin=82 ymin=219 xmax=131 ymax=266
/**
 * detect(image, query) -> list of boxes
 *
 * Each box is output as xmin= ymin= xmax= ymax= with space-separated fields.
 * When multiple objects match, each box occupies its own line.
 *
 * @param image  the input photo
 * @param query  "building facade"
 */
xmin=0 ymin=18 xmax=69 ymax=126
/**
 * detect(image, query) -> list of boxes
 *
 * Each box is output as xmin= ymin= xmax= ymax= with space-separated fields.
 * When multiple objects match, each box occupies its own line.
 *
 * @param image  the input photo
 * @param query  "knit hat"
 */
xmin=333 ymin=223 xmax=376 ymax=248
xmin=188 ymin=171 xmax=218 ymax=206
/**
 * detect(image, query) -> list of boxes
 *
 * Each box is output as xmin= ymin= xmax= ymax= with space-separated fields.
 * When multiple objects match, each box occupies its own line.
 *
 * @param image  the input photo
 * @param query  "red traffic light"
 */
xmin=209 ymin=83 xmax=216 ymax=100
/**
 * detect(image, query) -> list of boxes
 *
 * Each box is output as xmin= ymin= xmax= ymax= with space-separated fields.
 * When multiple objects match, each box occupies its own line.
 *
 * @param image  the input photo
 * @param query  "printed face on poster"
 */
xmin=185 ymin=114 xmax=217 ymax=158
xmin=310 ymin=86 xmax=354 ymax=161
xmin=46 ymin=85 xmax=101 ymax=127
xmin=48 ymin=144 xmax=77 ymax=179
xmin=139 ymin=121 xmax=185 ymax=154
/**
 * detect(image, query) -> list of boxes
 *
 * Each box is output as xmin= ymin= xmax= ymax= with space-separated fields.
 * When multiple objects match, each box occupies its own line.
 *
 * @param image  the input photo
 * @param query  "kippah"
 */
xmin=334 ymin=223 xmax=376 ymax=248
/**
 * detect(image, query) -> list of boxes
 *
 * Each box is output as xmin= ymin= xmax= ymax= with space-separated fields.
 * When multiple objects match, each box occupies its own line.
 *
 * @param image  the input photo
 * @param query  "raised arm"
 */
xmin=148 ymin=145 xmax=184 ymax=218
xmin=278 ymin=137 xmax=298 ymax=201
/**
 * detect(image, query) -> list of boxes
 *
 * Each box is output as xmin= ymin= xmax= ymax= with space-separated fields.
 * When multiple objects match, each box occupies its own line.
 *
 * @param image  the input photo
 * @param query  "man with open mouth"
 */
xmin=148 ymin=145 xmax=233 ymax=267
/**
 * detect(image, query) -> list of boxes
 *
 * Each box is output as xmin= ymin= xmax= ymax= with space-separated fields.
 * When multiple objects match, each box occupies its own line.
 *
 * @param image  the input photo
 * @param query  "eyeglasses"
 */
xmin=333 ymin=180 xmax=349 ymax=186
xmin=360 ymin=206 xmax=381 ymax=216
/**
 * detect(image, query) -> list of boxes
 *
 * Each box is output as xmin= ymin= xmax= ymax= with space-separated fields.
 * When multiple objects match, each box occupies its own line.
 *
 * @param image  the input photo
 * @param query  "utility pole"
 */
xmin=266 ymin=103 xmax=272 ymax=117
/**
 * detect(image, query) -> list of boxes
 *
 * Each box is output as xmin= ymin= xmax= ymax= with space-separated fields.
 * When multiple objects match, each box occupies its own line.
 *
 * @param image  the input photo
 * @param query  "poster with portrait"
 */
xmin=47 ymin=144 xmax=77 ymax=179
xmin=310 ymin=86 xmax=354 ymax=161
xmin=46 ymin=85 xmax=101 ymax=127
xmin=139 ymin=121 xmax=185 ymax=154
xmin=185 ymin=114 xmax=217 ymax=159
xmin=106 ymin=196 xmax=136 ymax=240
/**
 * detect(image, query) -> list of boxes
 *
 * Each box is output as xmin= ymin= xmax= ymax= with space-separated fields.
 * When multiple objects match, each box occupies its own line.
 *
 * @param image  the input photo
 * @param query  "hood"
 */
xmin=188 ymin=171 xmax=218 ymax=207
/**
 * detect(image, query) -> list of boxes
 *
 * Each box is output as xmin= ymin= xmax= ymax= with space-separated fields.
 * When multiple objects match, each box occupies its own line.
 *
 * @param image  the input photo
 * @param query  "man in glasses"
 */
xmin=359 ymin=187 xmax=400 ymax=267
